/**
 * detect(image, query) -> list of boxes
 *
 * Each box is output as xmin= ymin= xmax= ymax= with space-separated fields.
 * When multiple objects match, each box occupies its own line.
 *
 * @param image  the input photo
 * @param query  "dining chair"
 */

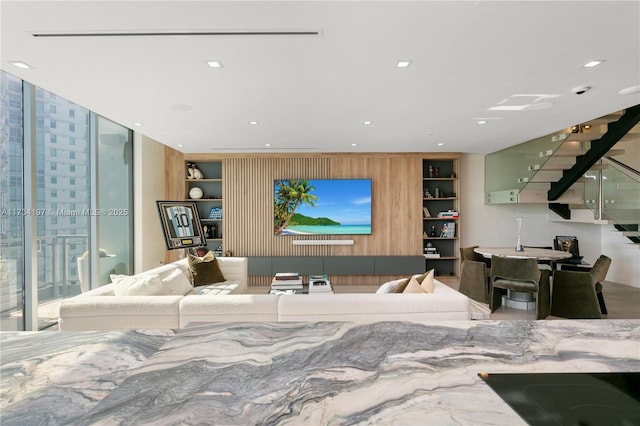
xmin=490 ymin=255 xmax=544 ymax=319
xmin=550 ymin=268 xmax=602 ymax=319
xmin=459 ymin=251 xmax=489 ymax=304
xmin=559 ymin=255 xmax=612 ymax=314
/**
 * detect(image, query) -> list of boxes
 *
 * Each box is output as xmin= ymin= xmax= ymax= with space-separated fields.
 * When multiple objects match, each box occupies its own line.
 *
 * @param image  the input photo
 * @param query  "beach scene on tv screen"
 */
xmin=274 ymin=179 xmax=372 ymax=235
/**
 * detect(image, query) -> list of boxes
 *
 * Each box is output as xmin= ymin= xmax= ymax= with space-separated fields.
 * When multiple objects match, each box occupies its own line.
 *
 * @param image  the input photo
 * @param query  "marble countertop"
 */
xmin=2 ymin=320 xmax=639 ymax=425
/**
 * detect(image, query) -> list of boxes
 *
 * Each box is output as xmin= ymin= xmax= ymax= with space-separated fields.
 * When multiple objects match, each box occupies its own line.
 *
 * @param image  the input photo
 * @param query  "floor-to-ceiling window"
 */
xmin=33 ymin=87 xmax=92 ymax=329
xmin=0 ymin=72 xmax=25 ymax=330
xmin=0 ymin=70 xmax=134 ymax=331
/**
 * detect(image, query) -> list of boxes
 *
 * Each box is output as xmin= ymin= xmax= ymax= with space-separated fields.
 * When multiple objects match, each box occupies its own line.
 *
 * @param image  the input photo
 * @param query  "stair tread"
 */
xmin=549 ymin=148 xmax=625 ymax=157
xmin=541 ymin=163 xmax=608 ymax=171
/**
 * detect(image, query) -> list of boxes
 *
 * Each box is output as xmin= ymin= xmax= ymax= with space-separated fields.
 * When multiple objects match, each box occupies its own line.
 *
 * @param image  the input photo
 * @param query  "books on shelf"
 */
xmin=437 ymin=210 xmax=459 ymax=219
xmin=424 ymin=253 xmax=441 ymax=258
xmin=209 ymin=207 xmax=222 ymax=219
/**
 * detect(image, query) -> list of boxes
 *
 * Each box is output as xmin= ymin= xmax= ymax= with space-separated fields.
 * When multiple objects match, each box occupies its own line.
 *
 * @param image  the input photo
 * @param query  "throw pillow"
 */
xmin=111 ymin=273 xmax=164 ymax=296
xmin=393 ymin=277 xmax=411 ymax=293
xmin=420 ymin=269 xmax=435 ymax=293
xmin=412 ymin=270 xmax=430 ymax=284
xmin=162 ymin=268 xmax=193 ymax=295
xmin=403 ymin=276 xmax=426 ymax=293
xmin=376 ymin=278 xmax=407 ymax=294
xmin=188 ymin=251 xmax=226 ymax=286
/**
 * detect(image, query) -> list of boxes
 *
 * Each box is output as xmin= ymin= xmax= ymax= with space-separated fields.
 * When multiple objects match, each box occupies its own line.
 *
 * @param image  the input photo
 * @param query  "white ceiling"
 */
xmin=2 ymin=0 xmax=639 ymax=154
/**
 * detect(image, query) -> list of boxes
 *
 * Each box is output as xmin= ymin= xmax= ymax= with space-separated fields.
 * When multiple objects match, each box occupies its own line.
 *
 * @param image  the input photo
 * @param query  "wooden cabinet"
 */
xmin=422 ymin=158 xmax=460 ymax=282
xmin=185 ymin=161 xmax=224 ymax=254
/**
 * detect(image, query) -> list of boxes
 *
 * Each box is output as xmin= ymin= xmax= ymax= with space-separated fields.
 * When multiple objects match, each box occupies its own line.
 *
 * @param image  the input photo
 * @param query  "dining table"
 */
xmin=473 ymin=247 xmax=572 ymax=315
xmin=473 ymin=247 xmax=573 ymax=262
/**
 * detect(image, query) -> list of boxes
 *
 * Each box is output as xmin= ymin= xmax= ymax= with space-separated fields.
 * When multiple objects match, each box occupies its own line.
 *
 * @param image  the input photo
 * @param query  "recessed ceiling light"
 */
xmin=265 ymin=143 xmax=271 ymax=147
xmin=177 ymin=144 xmax=183 ymax=147
xmin=476 ymin=120 xmax=488 ymax=125
xmin=437 ymin=143 xmax=445 ymax=146
xmin=363 ymin=121 xmax=373 ymax=125
xmin=488 ymin=105 xmax=528 ymax=111
xmin=133 ymin=122 xmax=143 ymax=126
xmin=206 ymin=60 xmax=223 ymax=68
xmin=351 ymin=143 xmax=357 ymax=147
xmin=582 ymin=59 xmax=605 ymax=68
xmin=249 ymin=121 xmax=259 ymax=125
xmin=619 ymin=85 xmax=640 ymax=95
xmin=10 ymin=61 xmax=32 ymax=69
xmin=395 ymin=60 xmax=411 ymax=68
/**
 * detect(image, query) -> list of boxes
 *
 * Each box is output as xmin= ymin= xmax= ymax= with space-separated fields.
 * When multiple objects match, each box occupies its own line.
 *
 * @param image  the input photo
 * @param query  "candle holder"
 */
xmin=515 ymin=217 xmax=524 ymax=252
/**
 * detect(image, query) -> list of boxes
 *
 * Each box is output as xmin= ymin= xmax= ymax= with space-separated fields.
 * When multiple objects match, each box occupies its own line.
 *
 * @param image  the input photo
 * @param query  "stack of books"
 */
xmin=271 ymin=272 xmax=303 ymax=290
xmin=308 ymin=274 xmax=333 ymax=293
xmin=437 ymin=210 xmax=459 ymax=219
xmin=424 ymin=247 xmax=440 ymax=258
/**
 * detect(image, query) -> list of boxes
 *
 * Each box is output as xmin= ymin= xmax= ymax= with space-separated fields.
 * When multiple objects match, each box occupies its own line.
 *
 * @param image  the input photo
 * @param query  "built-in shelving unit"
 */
xmin=185 ymin=161 xmax=224 ymax=254
xmin=422 ymin=158 xmax=460 ymax=281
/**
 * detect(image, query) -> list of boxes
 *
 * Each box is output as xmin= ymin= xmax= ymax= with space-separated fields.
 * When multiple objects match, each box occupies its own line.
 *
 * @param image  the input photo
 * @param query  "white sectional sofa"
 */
xmin=58 ymin=257 xmax=471 ymax=331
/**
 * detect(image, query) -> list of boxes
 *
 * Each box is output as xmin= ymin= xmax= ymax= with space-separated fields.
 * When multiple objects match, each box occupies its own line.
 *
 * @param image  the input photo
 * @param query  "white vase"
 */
xmin=515 ymin=217 xmax=524 ymax=252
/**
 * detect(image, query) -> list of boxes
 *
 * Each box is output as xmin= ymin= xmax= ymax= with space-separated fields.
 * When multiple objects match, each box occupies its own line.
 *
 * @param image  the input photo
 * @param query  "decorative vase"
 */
xmin=515 ymin=217 xmax=524 ymax=252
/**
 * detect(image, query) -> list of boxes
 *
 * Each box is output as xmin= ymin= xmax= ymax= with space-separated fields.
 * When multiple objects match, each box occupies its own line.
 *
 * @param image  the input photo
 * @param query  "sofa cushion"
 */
xmin=162 ymin=268 xmax=193 ymax=295
xmin=403 ymin=276 xmax=426 ymax=293
xmin=392 ymin=277 xmax=411 ymax=293
xmin=186 ymin=280 xmax=243 ymax=296
xmin=278 ymin=281 xmax=470 ymax=322
xmin=111 ymin=273 xmax=164 ymax=296
xmin=421 ymin=269 xmax=435 ymax=293
xmin=180 ymin=295 xmax=279 ymax=326
xmin=188 ymin=251 xmax=225 ymax=286
xmin=375 ymin=278 xmax=406 ymax=294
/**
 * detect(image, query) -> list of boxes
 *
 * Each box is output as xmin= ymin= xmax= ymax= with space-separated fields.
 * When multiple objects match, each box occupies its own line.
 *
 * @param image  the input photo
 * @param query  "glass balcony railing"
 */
xmin=584 ymin=158 xmax=640 ymax=224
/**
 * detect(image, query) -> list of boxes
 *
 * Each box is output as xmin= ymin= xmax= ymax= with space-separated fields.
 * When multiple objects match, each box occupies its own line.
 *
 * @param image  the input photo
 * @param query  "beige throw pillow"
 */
xmin=111 ymin=273 xmax=164 ymax=296
xmin=188 ymin=251 xmax=226 ymax=286
xmin=393 ymin=277 xmax=411 ymax=293
xmin=403 ymin=276 xmax=426 ymax=293
xmin=420 ymin=269 xmax=435 ymax=293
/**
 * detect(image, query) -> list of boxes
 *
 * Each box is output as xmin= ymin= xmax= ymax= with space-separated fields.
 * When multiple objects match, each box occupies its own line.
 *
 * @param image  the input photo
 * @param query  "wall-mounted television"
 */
xmin=156 ymin=201 xmax=206 ymax=250
xmin=274 ymin=179 xmax=372 ymax=235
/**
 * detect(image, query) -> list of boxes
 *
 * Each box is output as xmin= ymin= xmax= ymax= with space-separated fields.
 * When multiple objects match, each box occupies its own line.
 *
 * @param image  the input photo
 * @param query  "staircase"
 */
xmin=485 ymin=104 xmax=640 ymax=246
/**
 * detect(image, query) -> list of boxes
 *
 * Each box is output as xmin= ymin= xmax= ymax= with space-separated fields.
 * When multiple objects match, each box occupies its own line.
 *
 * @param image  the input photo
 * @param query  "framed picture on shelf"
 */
xmin=423 ymin=207 xmax=432 ymax=218
xmin=156 ymin=201 xmax=206 ymax=250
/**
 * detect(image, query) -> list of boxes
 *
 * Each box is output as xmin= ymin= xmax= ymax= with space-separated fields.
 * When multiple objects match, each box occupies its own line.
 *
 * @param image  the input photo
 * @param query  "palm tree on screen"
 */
xmin=274 ymin=180 xmax=318 ymax=234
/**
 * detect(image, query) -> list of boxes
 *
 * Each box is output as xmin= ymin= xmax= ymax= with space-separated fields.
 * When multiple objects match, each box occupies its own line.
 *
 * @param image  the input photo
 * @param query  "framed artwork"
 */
xmin=156 ymin=201 xmax=206 ymax=250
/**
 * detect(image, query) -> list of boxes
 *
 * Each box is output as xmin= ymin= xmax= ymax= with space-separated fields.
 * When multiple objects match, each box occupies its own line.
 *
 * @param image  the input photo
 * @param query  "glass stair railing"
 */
xmin=584 ymin=157 xmax=640 ymax=244
xmin=485 ymin=127 xmax=615 ymax=204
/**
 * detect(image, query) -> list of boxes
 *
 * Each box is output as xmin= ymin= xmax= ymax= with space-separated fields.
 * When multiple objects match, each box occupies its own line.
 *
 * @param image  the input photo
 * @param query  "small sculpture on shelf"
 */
xmin=434 ymin=166 xmax=440 ymax=178
xmin=186 ymin=162 xmax=204 ymax=180
xmin=428 ymin=165 xmax=434 ymax=178
xmin=430 ymin=225 xmax=437 ymax=237
xmin=203 ymin=225 xmax=213 ymax=239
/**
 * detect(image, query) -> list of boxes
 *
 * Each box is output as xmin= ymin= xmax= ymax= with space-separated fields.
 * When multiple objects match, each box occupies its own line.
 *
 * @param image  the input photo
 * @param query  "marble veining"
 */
xmin=1 ymin=321 xmax=638 ymax=425
xmin=0 ymin=329 xmax=173 ymax=425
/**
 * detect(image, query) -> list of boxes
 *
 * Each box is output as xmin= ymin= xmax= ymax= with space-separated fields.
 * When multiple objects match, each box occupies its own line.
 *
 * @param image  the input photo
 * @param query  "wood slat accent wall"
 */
xmin=223 ymin=157 xmax=332 ymax=257
xmin=163 ymin=146 xmax=184 ymax=263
